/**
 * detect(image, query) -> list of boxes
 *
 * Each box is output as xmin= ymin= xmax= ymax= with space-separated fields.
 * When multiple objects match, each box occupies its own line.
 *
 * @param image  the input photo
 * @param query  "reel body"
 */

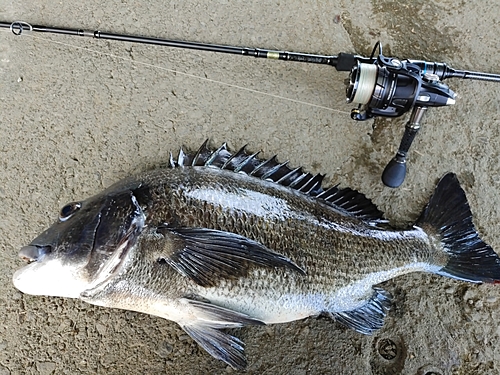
xmin=344 ymin=44 xmax=458 ymax=187
xmin=346 ymin=44 xmax=456 ymax=121
xmin=3 ymin=21 xmax=498 ymax=188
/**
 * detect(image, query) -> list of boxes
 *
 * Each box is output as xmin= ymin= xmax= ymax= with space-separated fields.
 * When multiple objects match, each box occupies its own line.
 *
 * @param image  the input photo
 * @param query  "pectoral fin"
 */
xmin=155 ymin=226 xmax=305 ymax=287
xmin=180 ymin=297 xmax=264 ymax=369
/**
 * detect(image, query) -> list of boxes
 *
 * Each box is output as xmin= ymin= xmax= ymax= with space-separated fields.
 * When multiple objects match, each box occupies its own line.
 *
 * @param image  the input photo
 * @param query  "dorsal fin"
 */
xmin=316 ymin=186 xmax=384 ymax=221
xmin=169 ymin=141 xmax=385 ymax=222
xmin=191 ymin=139 xmax=212 ymax=166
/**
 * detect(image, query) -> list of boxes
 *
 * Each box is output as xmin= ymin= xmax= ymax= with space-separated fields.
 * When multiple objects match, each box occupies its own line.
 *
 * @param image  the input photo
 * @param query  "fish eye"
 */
xmin=59 ymin=202 xmax=82 ymax=222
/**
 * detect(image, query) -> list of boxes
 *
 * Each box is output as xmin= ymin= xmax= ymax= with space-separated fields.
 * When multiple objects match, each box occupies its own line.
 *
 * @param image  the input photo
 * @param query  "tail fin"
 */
xmin=417 ymin=173 xmax=500 ymax=284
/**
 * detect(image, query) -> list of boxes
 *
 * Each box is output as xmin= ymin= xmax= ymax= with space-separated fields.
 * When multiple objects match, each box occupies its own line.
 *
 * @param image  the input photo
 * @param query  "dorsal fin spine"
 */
xmin=234 ymin=152 xmax=259 ymax=173
xmin=205 ymin=143 xmax=228 ymax=167
xmin=276 ymin=167 xmax=302 ymax=185
xmin=250 ymin=156 xmax=277 ymax=177
xmin=288 ymin=173 xmax=308 ymax=189
xmin=169 ymin=152 xmax=176 ymax=168
xmin=221 ymin=145 xmax=247 ymax=169
xmin=169 ymin=142 xmax=385 ymax=222
xmin=191 ymin=139 xmax=209 ymax=166
xmin=178 ymin=148 xmax=187 ymax=167
xmin=261 ymin=161 xmax=289 ymax=181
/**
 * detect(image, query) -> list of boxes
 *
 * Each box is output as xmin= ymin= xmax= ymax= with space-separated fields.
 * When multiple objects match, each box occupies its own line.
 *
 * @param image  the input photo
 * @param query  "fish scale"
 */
xmin=13 ymin=142 xmax=500 ymax=370
xmin=124 ymin=167 xmax=438 ymax=309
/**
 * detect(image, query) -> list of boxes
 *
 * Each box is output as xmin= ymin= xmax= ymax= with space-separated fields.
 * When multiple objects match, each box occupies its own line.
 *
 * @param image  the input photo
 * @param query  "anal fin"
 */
xmin=331 ymin=287 xmax=391 ymax=335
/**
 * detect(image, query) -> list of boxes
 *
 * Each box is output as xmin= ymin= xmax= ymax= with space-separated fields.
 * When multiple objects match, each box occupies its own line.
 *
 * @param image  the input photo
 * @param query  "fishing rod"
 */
xmin=3 ymin=20 xmax=500 ymax=188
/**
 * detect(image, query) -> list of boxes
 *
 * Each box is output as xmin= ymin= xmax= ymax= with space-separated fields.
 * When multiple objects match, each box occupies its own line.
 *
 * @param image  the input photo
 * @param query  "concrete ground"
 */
xmin=2 ymin=1 xmax=500 ymax=374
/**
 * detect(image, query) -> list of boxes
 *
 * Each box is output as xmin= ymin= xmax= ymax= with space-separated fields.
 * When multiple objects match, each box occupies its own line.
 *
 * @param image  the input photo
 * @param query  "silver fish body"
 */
xmin=13 ymin=142 xmax=500 ymax=369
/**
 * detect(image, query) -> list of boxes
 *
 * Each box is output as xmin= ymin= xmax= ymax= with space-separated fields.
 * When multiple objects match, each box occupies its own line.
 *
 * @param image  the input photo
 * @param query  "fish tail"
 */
xmin=417 ymin=173 xmax=500 ymax=284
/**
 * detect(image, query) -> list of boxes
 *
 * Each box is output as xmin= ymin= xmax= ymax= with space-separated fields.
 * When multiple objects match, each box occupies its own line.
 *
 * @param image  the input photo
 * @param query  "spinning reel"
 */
xmin=3 ymin=21 xmax=500 ymax=187
xmin=344 ymin=43 xmax=457 ymax=187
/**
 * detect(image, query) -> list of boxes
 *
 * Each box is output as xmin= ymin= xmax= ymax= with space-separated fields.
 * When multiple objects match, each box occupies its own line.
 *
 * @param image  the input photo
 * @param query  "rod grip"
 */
xmin=336 ymin=53 xmax=357 ymax=71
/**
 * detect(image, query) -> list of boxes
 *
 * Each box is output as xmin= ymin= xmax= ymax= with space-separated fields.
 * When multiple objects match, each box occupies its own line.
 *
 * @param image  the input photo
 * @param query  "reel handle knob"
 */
xmin=382 ymin=106 xmax=428 ymax=188
xmin=382 ymin=153 xmax=407 ymax=188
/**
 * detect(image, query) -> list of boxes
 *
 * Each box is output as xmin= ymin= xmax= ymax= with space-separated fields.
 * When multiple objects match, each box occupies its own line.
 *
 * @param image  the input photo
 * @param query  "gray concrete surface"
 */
xmin=2 ymin=1 xmax=500 ymax=374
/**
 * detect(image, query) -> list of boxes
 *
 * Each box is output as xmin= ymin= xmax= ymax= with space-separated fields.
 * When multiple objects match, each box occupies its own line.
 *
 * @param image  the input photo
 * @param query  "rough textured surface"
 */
xmin=1 ymin=1 xmax=500 ymax=374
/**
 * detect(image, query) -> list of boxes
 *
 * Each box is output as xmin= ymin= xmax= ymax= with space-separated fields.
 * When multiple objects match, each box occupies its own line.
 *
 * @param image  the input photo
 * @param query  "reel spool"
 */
xmin=2 ymin=21 xmax=497 ymax=188
xmin=346 ymin=43 xmax=456 ymax=121
xmin=345 ymin=43 xmax=457 ymax=187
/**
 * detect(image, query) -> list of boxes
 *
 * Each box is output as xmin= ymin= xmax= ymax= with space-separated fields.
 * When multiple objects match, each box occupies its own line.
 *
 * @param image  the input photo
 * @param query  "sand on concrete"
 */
xmin=1 ymin=1 xmax=500 ymax=374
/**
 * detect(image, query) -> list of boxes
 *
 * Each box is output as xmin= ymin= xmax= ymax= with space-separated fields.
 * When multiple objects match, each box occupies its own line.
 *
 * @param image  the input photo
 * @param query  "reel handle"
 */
xmin=382 ymin=106 xmax=428 ymax=188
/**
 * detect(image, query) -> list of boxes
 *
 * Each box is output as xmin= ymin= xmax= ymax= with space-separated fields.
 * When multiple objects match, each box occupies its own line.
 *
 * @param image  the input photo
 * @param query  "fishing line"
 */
xmin=4 ymin=20 xmax=500 ymax=187
xmin=1 ymin=28 xmax=350 ymax=115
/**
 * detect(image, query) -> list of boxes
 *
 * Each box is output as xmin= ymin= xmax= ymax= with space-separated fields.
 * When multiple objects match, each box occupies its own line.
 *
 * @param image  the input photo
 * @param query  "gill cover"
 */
xmin=13 ymin=189 xmax=145 ymax=298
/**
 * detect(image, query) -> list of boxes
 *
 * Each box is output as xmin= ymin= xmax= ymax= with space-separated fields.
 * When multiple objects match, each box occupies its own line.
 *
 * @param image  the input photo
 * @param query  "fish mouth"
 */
xmin=19 ymin=245 xmax=52 ymax=264
xmin=14 ymin=211 xmax=102 ymax=297
xmin=13 ymin=243 xmax=91 ymax=298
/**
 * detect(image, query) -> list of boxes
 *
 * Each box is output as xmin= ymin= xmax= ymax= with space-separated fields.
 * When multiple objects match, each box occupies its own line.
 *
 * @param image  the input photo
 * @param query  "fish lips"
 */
xmin=12 ymin=207 xmax=103 ymax=298
xmin=18 ymin=244 xmax=52 ymax=263
xmin=13 ymin=191 xmax=146 ymax=298
xmin=12 ymin=246 xmax=95 ymax=298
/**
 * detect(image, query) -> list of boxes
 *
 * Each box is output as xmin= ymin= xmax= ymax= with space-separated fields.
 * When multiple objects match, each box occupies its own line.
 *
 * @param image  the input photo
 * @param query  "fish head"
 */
xmin=13 ymin=189 xmax=145 ymax=298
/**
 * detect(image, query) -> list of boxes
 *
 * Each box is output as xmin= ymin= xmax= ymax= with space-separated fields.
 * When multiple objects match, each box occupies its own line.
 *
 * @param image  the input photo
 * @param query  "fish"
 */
xmin=13 ymin=141 xmax=500 ymax=369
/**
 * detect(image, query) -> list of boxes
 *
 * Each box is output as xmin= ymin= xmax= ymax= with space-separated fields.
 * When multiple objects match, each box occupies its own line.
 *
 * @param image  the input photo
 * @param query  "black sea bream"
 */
xmin=13 ymin=142 xmax=500 ymax=369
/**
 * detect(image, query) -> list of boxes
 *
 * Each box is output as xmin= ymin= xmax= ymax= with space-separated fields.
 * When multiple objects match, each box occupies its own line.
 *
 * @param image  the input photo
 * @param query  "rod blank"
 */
xmin=2 ymin=20 xmax=500 ymax=81
xmin=1 ymin=21 xmax=341 ymax=67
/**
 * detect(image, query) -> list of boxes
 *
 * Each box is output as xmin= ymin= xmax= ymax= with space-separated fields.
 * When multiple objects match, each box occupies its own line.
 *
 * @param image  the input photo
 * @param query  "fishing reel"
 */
xmin=343 ymin=43 xmax=457 ymax=187
xmin=3 ymin=21 xmax=500 ymax=188
xmin=346 ymin=43 xmax=457 ymax=120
